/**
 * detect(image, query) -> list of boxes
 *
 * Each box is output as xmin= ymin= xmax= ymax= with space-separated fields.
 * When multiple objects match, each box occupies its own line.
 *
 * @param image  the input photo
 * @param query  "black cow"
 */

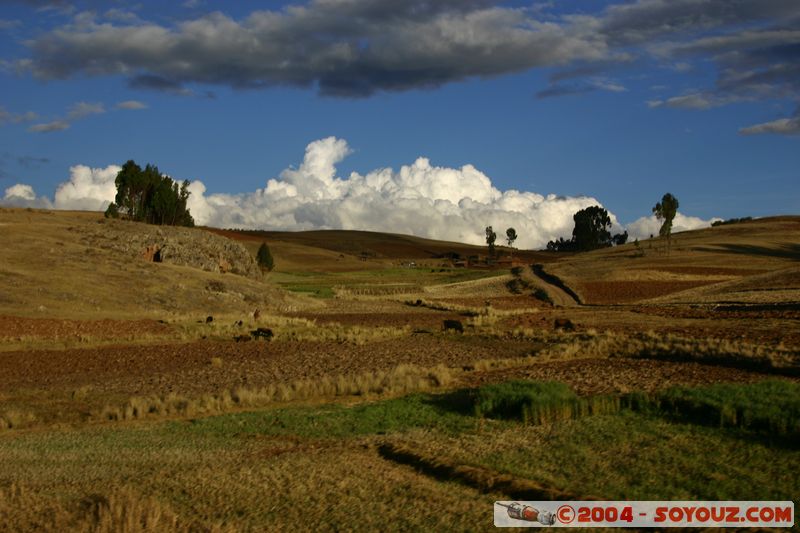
xmin=443 ymin=319 xmax=464 ymax=334
xmin=251 ymin=327 xmax=274 ymax=341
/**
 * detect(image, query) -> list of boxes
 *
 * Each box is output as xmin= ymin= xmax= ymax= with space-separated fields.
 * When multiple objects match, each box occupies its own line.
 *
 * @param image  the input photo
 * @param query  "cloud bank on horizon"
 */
xmin=0 ymin=137 xmax=718 ymax=249
xmin=13 ymin=0 xmax=800 ymax=135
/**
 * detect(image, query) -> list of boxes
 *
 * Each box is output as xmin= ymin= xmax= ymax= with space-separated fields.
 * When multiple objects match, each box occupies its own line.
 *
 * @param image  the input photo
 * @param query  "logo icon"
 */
xmin=497 ymin=502 xmax=556 ymax=525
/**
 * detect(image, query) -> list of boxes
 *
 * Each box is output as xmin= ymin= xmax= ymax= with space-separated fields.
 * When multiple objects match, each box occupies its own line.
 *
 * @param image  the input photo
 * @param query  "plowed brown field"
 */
xmin=578 ymin=280 xmax=715 ymax=303
xmin=0 ymin=315 xmax=173 ymax=340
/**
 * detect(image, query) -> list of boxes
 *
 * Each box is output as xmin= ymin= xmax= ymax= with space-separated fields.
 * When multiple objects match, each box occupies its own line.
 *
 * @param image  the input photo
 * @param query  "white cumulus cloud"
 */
xmin=2 ymin=183 xmax=52 ymax=208
xmin=186 ymin=137 xmax=616 ymax=249
xmin=3 ymin=137 xmax=720 ymax=250
xmin=627 ymin=212 xmax=721 ymax=240
xmin=53 ymin=164 xmax=121 ymax=210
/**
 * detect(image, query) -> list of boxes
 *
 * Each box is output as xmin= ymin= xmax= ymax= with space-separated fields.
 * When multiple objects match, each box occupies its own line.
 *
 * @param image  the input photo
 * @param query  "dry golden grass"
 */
xmin=98 ymin=363 xmax=454 ymax=422
xmin=0 ymin=409 xmax=37 ymax=430
xmin=0 ymin=482 xmax=234 ymax=532
xmin=0 ymin=433 xmax=496 ymax=532
xmin=526 ymin=329 xmax=799 ymax=374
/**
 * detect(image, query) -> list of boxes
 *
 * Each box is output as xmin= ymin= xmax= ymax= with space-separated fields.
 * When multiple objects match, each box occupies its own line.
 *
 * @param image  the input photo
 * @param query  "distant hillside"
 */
xmin=542 ymin=216 xmax=800 ymax=305
xmin=206 ymin=228 xmax=552 ymax=262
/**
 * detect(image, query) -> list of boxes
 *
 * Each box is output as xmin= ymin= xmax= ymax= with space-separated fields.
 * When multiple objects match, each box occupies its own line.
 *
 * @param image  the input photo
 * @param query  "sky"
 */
xmin=0 ymin=0 xmax=798 ymax=249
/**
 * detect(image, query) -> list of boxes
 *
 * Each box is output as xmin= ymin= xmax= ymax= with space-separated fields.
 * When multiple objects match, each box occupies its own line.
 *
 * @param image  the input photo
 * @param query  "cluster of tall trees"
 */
xmin=104 ymin=160 xmax=194 ymax=227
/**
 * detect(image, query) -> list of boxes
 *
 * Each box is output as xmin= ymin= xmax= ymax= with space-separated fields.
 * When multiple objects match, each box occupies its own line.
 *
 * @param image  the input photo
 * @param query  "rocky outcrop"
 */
xmin=83 ymin=219 xmax=262 ymax=279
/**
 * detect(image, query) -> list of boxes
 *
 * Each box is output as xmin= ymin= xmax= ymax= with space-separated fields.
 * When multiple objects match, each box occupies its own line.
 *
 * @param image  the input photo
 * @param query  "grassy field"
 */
xmin=2 ymin=381 xmax=798 ymax=531
xmin=2 ymin=208 xmax=800 ymax=530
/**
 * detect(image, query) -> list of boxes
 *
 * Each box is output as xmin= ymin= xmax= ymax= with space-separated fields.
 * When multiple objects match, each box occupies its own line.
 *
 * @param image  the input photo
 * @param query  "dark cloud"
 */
xmin=601 ymin=0 xmax=800 ymax=44
xmin=12 ymin=0 xmax=800 ymax=129
xmin=24 ymin=2 xmax=606 ymax=97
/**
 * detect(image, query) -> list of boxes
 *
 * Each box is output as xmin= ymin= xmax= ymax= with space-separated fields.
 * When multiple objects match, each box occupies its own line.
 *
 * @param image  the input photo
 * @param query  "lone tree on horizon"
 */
xmin=506 ymin=227 xmax=517 ymax=258
xmin=485 ymin=226 xmax=497 ymax=258
xmin=506 ymin=227 xmax=517 ymax=248
xmin=653 ymin=193 xmax=679 ymax=253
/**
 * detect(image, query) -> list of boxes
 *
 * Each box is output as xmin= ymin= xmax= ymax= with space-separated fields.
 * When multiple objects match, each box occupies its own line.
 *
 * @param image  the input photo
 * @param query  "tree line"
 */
xmin=481 ymin=192 xmax=680 ymax=255
xmin=545 ymin=193 xmax=678 ymax=252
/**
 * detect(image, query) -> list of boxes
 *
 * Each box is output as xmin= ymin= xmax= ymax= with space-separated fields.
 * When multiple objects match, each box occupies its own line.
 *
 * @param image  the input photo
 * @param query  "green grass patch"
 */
xmin=280 ymin=284 xmax=335 ymax=298
xmin=450 ymin=410 xmax=800 ymax=500
xmin=473 ymin=380 xmax=621 ymax=425
xmin=178 ymin=393 xmax=479 ymax=440
xmin=648 ymin=380 xmax=800 ymax=438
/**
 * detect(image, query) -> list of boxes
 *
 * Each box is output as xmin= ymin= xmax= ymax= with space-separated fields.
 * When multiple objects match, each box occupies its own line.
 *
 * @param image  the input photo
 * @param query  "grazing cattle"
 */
xmin=251 ymin=327 xmax=274 ymax=341
xmin=253 ymin=309 xmax=261 ymax=320
xmin=205 ymin=316 xmax=214 ymax=324
xmin=443 ymin=319 xmax=464 ymax=334
xmin=554 ymin=318 xmax=575 ymax=331
xmin=234 ymin=334 xmax=251 ymax=342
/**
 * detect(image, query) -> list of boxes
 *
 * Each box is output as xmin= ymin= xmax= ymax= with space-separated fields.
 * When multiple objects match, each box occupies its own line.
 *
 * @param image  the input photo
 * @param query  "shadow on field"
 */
xmin=692 ymin=243 xmax=800 ymax=260
xmin=422 ymin=388 xmax=476 ymax=417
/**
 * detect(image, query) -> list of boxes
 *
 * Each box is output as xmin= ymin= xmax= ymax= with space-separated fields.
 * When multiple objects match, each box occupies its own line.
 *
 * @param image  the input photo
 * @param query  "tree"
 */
xmin=110 ymin=160 xmax=194 ymax=227
xmin=546 ymin=206 xmax=627 ymax=252
xmin=652 ymin=193 xmax=679 ymax=253
xmin=572 ymin=205 xmax=612 ymax=251
xmin=485 ymin=226 xmax=497 ymax=258
xmin=104 ymin=202 xmax=119 ymax=219
xmin=256 ymin=242 xmax=274 ymax=272
xmin=506 ymin=227 xmax=517 ymax=248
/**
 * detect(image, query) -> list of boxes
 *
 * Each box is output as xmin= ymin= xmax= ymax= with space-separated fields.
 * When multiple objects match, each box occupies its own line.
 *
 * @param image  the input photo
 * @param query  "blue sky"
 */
xmin=1 ymin=0 xmax=798 ymax=248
